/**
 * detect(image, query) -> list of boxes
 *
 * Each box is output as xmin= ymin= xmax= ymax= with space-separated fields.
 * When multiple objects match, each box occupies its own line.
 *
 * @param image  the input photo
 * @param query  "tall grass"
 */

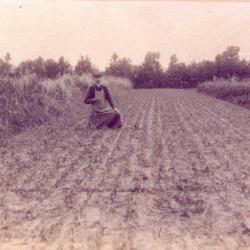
xmin=197 ymin=78 xmax=250 ymax=107
xmin=101 ymin=75 xmax=133 ymax=90
xmin=0 ymin=74 xmax=92 ymax=140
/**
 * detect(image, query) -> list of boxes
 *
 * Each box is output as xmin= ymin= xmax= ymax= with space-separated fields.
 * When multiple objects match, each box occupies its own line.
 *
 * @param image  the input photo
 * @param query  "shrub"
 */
xmin=197 ymin=78 xmax=250 ymax=107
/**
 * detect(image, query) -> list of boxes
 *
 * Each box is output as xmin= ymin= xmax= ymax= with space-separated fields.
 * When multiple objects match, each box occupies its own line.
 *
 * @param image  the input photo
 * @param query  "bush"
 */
xmin=197 ymin=78 xmax=250 ymax=107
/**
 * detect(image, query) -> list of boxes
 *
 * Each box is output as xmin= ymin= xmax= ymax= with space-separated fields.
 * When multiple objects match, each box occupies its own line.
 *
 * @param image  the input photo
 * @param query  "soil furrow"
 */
xmin=1 ymin=89 xmax=250 ymax=250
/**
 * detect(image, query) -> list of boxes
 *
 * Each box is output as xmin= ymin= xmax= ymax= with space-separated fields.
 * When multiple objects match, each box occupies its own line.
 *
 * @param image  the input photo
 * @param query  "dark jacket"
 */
xmin=84 ymin=84 xmax=115 ymax=109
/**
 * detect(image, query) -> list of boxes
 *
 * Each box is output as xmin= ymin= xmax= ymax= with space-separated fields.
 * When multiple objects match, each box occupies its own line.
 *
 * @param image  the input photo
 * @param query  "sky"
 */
xmin=1 ymin=1 xmax=250 ymax=70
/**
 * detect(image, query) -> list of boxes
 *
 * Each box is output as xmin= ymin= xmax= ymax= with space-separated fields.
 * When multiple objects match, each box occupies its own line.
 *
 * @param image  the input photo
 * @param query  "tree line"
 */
xmin=1 ymin=46 xmax=250 ymax=88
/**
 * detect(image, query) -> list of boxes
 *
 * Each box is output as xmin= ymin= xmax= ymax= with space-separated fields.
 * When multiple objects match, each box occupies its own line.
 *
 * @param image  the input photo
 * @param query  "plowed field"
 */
xmin=0 ymin=89 xmax=250 ymax=250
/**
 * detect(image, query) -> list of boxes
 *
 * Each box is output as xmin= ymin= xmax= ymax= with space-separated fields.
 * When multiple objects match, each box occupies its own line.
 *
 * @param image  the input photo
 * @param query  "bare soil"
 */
xmin=0 ymin=89 xmax=250 ymax=250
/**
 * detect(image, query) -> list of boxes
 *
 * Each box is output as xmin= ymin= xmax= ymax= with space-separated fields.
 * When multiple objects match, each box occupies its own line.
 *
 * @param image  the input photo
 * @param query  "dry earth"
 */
xmin=0 ymin=89 xmax=250 ymax=250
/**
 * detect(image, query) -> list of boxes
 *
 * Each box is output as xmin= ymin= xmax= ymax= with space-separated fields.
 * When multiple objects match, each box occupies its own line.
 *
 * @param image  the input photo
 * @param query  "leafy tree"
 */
xmin=44 ymin=59 xmax=60 ymax=78
xmin=16 ymin=57 xmax=72 ymax=78
xmin=16 ymin=57 xmax=47 ymax=78
xmin=169 ymin=54 xmax=178 ymax=68
xmin=165 ymin=55 xmax=189 ymax=88
xmin=2 ymin=45 xmax=250 ymax=88
xmin=58 ymin=56 xmax=72 ymax=76
xmin=111 ymin=53 xmax=118 ymax=64
xmin=0 ymin=53 xmax=12 ymax=76
xmin=236 ymin=59 xmax=250 ymax=80
xmin=134 ymin=52 xmax=164 ymax=88
xmin=186 ymin=60 xmax=216 ymax=87
xmin=105 ymin=53 xmax=135 ymax=80
xmin=15 ymin=60 xmax=35 ymax=76
xmin=33 ymin=57 xmax=46 ymax=78
xmin=215 ymin=46 xmax=241 ymax=78
xmin=5 ymin=52 xmax=11 ymax=64
xmin=75 ymin=56 xmax=93 ymax=75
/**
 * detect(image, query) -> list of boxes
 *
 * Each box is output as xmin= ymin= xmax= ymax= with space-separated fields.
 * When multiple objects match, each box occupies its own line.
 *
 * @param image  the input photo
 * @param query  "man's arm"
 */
xmin=84 ymin=86 xmax=96 ymax=104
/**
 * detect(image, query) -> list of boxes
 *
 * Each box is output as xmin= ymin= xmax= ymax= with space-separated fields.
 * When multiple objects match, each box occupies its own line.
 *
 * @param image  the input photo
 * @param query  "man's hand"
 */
xmin=88 ymin=98 xmax=98 ymax=104
xmin=114 ymin=107 xmax=120 ymax=113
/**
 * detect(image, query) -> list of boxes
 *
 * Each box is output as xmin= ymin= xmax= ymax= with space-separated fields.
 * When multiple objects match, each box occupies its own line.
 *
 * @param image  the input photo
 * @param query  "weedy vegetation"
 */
xmin=197 ymin=78 xmax=250 ymax=108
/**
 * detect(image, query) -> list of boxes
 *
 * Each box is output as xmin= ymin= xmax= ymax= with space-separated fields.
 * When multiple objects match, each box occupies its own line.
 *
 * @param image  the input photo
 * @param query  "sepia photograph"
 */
xmin=0 ymin=0 xmax=250 ymax=249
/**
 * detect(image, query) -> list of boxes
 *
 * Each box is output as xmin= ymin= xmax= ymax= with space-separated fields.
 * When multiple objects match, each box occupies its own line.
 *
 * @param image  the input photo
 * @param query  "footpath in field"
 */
xmin=0 ymin=89 xmax=250 ymax=250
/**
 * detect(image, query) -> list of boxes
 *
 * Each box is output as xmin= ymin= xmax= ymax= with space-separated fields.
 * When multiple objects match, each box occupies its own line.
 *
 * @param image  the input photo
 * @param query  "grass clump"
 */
xmin=197 ymin=78 xmax=250 ymax=108
xmin=0 ymin=74 xmax=92 ymax=140
xmin=100 ymin=75 xmax=133 ymax=91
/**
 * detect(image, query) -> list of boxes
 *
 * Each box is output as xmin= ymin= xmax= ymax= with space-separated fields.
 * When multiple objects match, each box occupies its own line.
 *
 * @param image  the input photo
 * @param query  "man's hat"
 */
xmin=93 ymin=72 xmax=103 ymax=78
